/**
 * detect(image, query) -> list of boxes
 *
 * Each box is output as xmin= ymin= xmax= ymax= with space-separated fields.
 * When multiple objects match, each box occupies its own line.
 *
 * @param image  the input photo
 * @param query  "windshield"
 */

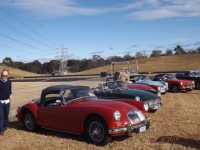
xmin=166 ymin=75 xmax=177 ymax=80
xmin=75 ymin=88 xmax=96 ymax=99
xmin=116 ymin=81 xmax=126 ymax=88
xmin=137 ymin=75 xmax=150 ymax=81
xmin=62 ymin=88 xmax=96 ymax=102
xmin=106 ymin=82 xmax=119 ymax=89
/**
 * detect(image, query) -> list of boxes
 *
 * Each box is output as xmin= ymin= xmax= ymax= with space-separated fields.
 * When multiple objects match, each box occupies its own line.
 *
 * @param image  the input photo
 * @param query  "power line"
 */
xmin=0 ymin=43 xmax=45 ymax=56
xmin=0 ymin=7 xmax=57 ymax=47
xmin=0 ymin=18 xmax=54 ymax=49
xmin=0 ymin=32 xmax=39 ymax=50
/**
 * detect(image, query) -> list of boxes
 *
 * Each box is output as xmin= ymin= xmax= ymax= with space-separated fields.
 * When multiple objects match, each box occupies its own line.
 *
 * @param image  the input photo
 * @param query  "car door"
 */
xmin=38 ymin=104 xmax=66 ymax=130
xmin=38 ymin=94 xmax=69 ymax=131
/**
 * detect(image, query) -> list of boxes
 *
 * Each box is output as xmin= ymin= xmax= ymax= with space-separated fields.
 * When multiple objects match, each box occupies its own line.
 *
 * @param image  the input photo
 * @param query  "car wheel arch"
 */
xmin=20 ymin=108 xmax=32 ymax=122
xmin=171 ymin=84 xmax=180 ymax=92
xmin=195 ymin=82 xmax=200 ymax=89
xmin=83 ymin=114 xmax=108 ymax=133
xmin=22 ymin=109 xmax=39 ymax=131
xmin=83 ymin=114 xmax=112 ymax=145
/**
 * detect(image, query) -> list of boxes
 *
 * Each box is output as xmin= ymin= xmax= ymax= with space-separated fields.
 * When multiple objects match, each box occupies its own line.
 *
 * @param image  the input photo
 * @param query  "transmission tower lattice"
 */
xmin=59 ymin=45 xmax=69 ymax=75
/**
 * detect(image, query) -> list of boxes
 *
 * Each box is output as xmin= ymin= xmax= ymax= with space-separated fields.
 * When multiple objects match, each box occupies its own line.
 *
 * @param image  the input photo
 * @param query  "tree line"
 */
xmin=1 ymin=45 xmax=200 ymax=74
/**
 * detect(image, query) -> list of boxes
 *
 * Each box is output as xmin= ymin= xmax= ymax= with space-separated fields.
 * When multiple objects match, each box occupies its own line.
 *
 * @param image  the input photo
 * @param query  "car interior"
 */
xmin=42 ymin=96 xmax=63 ymax=107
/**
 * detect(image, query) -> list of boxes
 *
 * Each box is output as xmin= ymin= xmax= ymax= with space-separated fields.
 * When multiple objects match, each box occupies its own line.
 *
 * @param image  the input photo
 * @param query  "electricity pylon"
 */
xmin=59 ymin=45 xmax=69 ymax=75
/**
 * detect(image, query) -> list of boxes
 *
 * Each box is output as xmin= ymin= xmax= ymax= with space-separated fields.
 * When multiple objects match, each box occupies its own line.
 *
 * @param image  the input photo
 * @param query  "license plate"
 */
xmin=187 ymin=86 xmax=192 ymax=89
xmin=154 ymin=105 xmax=159 ymax=109
xmin=139 ymin=126 xmax=146 ymax=132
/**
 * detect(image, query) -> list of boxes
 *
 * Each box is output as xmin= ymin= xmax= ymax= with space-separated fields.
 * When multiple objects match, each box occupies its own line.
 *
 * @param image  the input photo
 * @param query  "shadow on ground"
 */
xmin=152 ymin=136 xmax=200 ymax=149
xmin=8 ymin=121 xmax=85 ymax=142
xmin=8 ymin=121 xmax=128 ymax=144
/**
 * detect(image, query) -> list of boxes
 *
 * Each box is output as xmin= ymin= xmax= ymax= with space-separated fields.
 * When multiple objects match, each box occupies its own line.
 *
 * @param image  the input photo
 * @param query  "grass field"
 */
xmin=0 ymin=65 xmax=39 ymax=78
xmin=0 ymin=80 xmax=199 ymax=150
xmin=72 ymin=53 xmax=200 ymax=75
xmin=1 ymin=53 xmax=200 ymax=77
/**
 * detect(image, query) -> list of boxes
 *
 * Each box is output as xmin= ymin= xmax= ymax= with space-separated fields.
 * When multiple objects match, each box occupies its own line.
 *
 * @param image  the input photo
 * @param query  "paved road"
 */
xmin=12 ymin=76 xmax=99 ymax=82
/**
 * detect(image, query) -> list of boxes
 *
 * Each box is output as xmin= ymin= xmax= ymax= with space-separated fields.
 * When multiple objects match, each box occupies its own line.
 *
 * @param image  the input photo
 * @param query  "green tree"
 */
xmin=165 ymin=49 xmax=173 ymax=55
xmin=150 ymin=50 xmax=162 ymax=57
xmin=174 ymin=45 xmax=186 ymax=55
xmin=123 ymin=54 xmax=132 ymax=60
xmin=135 ymin=51 xmax=148 ymax=58
xmin=196 ymin=47 xmax=200 ymax=53
xmin=2 ymin=57 xmax=13 ymax=66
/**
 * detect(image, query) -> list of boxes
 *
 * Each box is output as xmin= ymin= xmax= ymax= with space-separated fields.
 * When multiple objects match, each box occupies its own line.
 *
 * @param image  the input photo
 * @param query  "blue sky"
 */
xmin=0 ymin=0 xmax=200 ymax=62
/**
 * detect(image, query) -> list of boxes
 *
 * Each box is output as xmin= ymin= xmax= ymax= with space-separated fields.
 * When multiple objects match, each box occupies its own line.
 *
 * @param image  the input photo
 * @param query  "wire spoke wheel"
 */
xmin=24 ymin=112 xmax=36 ymax=131
xmin=196 ymin=82 xmax=200 ymax=90
xmin=88 ymin=121 xmax=105 ymax=143
xmin=172 ymin=85 xmax=179 ymax=93
xmin=85 ymin=117 xmax=112 ymax=145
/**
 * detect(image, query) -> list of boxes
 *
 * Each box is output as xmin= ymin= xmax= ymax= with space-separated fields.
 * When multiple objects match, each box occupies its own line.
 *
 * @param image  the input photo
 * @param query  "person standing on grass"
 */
xmin=0 ymin=69 xmax=12 ymax=135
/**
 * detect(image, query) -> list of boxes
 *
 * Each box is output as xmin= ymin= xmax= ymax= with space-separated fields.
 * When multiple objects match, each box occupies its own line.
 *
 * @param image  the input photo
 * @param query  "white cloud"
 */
xmin=128 ymin=0 xmax=200 ymax=20
xmin=0 ymin=0 xmax=106 ymax=18
xmin=1 ymin=0 xmax=200 ymax=20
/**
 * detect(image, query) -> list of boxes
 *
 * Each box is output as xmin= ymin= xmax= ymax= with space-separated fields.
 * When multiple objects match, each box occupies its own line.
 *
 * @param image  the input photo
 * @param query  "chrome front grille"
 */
xmin=127 ymin=110 xmax=145 ymax=124
xmin=147 ymin=99 xmax=161 ymax=106
xmin=153 ymin=99 xmax=159 ymax=105
xmin=160 ymin=87 xmax=166 ymax=92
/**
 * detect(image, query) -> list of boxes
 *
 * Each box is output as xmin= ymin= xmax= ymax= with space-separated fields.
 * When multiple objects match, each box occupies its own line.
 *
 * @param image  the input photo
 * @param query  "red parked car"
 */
xmin=16 ymin=85 xmax=150 ymax=145
xmin=154 ymin=74 xmax=195 ymax=93
xmin=127 ymin=83 xmax=160 ymax=96
xmin=129 ymin=74 xmax=168 ymax=94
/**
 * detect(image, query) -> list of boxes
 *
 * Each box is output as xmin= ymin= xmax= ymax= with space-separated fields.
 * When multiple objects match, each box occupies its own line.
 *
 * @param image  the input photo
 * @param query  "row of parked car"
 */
xmin=16 ymin=71 xmax=198 ymax=146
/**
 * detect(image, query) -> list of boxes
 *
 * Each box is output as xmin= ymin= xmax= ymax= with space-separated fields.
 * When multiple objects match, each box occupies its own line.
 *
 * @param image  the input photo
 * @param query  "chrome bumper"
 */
xmin=160 ymin=87 xmax=167 ymax=93
xmin=149 ymin=101 xmax=162 ymax=110
xmin=180 ymin=85 xmax=193 ymax=90
xmin=108 ymin=118 xmax=150 ymax=136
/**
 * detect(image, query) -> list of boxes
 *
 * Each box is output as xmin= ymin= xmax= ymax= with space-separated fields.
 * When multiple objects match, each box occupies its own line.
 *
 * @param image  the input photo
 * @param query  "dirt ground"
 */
xmin=0 ymin=80 xmax=200 ymax=150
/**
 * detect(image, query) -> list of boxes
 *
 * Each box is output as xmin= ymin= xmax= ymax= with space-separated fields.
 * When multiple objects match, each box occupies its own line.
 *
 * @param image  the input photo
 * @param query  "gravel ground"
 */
xmin=0 ymin=80 xmax=200 ymax=150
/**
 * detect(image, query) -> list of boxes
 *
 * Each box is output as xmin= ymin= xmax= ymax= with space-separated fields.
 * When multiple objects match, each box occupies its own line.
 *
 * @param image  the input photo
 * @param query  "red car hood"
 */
xmin=127 ymin=83 xmax=156 ymax=91
xmin=69 ymin=98 xmax=136 ymax=113
xmin=167 ymin=79 xmax=193 ymax=85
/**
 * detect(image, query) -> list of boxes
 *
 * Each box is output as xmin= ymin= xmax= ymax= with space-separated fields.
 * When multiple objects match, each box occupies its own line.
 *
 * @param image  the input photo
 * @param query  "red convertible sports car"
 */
xmin=154 ymin=74 xmax=195 ymax=93
xmin=16 ymin=85 xmax=150 ymax=145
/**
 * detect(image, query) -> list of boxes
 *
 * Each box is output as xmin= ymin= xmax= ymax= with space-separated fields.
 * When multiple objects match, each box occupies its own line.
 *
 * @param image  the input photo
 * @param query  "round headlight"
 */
xmin=157 ymin=92 xmax=161 ymax=97
xmin=113 ymin=111 xmax=121 ymax=121
xmin=157 ymin=86 xmax=161 ymax=91
xmin=180 ymin=82 xmax=183 ymax=85
xmin=135 ymin=96 xmax=140 ymax=101
xmin=144 ymin=103 xmax=149 ymax=111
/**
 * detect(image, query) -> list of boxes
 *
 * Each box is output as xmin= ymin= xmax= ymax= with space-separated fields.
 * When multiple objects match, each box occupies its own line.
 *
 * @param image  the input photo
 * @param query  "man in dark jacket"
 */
xmin=0 ymin=69 xmax=12 ymax=135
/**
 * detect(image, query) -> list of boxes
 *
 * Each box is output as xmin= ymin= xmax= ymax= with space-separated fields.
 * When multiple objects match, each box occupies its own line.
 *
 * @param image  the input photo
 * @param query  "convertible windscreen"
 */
xmin=63 ymin=88 xmax=96 ymax=101
xmin=75 ymin=89 xmax=96 ymax=98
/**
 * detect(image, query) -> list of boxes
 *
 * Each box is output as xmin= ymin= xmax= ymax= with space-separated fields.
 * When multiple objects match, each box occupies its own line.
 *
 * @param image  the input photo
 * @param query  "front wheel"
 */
xmin=85 ymin=117 xmax=112 ymax=146
xmin=195 ymin=82 xmax=200 ymax=90
xmin=172 ymin=85 xmax=179 ymax=93
xmin=23 ymin=111 xmax=38 ymax=131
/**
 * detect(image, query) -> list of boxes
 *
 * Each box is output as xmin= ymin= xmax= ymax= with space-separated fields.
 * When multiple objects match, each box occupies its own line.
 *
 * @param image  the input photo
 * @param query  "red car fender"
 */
xmin=17 ymin=103 xmax=39 ymax=122
xmin=77 ymin=106 xmax=132 ymax=134
xmin=110 ymin=99 xmax=148 ymax=118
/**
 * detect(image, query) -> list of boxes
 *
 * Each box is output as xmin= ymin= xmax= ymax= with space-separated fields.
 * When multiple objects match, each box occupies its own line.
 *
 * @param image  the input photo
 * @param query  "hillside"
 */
xmin=72 ymin=53 xmax=200 ymax=75
xmin=0 ymin=65 xmax=40 ymax=78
